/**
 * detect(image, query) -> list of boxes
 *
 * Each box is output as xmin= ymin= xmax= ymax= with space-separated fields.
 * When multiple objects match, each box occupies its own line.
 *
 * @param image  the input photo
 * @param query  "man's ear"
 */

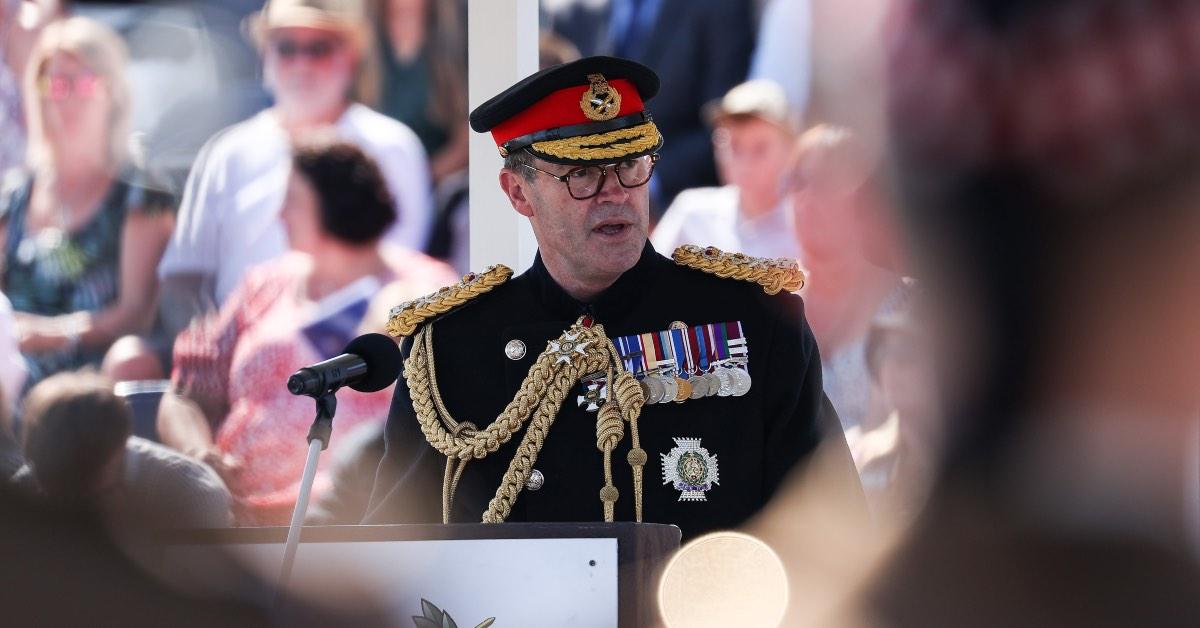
xmin=499 ymin=169 xmax=536 ymax=218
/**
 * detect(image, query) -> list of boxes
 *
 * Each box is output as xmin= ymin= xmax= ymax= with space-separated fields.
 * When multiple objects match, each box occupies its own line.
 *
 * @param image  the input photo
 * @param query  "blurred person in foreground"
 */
xmin=651 ymin=79 xmax=802 ymax=260
xmin=840 ymin=0 xmax=1200 ymax=625
xmin=788 ymin=125 xmax=904 ymax=435
xmin=158 ymin=138 xmax=454 ymax=525
xmin=156 ymin=0 xmax=432 ymax=338
xmin=0 ymin=16 xmax=175 ymax=388
xmin=13 ymin=371 xmax=231 ymax=530
xmin=854 ymin=292 xmax=940 ymax=522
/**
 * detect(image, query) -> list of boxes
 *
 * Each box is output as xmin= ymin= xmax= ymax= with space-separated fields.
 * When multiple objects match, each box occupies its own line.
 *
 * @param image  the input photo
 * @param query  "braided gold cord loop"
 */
xmin=612 ymin=371 xmax=644 ymax=422
xmin=672 ymin=244 xmax=806 ymax=294
xmin=596 ymin=403 xmax=625 ymax=451
xmin=407 ymin=317 xmax=645 ymax=523
xmin=385 ymin=265 xmax=513 ymax=337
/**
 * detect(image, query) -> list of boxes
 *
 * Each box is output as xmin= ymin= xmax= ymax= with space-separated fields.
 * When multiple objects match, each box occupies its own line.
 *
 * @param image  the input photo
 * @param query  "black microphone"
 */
xmin=287 ymin=333 xmax=402 ymax=397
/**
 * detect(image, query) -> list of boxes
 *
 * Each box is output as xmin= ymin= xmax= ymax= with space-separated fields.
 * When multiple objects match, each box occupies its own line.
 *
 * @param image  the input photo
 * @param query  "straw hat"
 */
xmin=244 ymin=0 xmax=368 ymax=51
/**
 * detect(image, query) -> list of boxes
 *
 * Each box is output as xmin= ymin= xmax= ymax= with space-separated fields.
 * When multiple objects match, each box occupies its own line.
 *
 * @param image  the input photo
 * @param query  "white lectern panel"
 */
xmin=165 ymin=537 xmax=619 ymax=628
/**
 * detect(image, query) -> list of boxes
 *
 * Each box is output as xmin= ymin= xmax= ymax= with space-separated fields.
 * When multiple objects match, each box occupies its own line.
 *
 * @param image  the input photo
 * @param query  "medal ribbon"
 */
xmin=725 ymin=321 xmax=748 ymax=359
xmin=615 ymin=334 xmax=647 ymax=375
xmin=692 ymin=325 xmax=709 ymax=372
xmin=642 ymin=331 xmax=662 ymax=370
xmin=657 ymin=330 xmax=676 ymax=373
xmin=670 ymin=329 xmax=693 ymax=377
xmin=712 ymin=322 xmax=731 ymax=362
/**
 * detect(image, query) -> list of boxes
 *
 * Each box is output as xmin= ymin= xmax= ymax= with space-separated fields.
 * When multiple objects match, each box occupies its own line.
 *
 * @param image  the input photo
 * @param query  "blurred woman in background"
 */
xmin=373 ymin=0 xmax=467 ymax=184
xmin=0 ymin=16 xmax=174 ymax=387
xmin=158 ymin=138 xmax=454 ymax=525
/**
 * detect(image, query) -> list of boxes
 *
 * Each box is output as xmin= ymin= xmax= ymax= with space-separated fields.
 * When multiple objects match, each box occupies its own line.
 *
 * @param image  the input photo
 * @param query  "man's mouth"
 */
xmin=593 ymin=220 xmax=631 ymax=236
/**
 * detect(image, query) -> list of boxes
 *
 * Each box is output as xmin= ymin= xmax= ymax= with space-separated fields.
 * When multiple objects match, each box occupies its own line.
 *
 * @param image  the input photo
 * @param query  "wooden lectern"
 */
xmin=162 ymin=523 xmax=681 ymax=627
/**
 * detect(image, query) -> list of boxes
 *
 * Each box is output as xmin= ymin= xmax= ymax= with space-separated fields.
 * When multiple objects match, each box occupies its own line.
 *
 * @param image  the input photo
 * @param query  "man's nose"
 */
xmin=594 ymin=167 xmax=630 ymax=202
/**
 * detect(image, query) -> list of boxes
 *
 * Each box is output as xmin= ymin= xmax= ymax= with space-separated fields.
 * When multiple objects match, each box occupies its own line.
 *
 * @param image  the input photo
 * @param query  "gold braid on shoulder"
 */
xmin=672 ymin=244 xmax=806 ymax=295
xmin=385 ymin=265 xmax=514 ymax=338
xmin=405 ymin=316 xmax=646 ymax=524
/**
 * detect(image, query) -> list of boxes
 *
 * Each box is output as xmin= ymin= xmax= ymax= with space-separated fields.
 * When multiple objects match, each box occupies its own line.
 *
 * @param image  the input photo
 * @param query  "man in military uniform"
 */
xmin=363 ymin=56 xmax=857 ymax=540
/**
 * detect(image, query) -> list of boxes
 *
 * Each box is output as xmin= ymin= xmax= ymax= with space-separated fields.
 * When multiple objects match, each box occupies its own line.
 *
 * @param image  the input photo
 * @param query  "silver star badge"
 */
xmin=548 ymin=331 xmax=592 ymax=365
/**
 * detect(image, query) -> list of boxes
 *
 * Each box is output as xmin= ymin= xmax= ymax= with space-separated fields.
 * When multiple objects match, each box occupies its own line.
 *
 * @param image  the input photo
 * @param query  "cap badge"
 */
xmin=580 ymin=73 xmax=622 ymax=121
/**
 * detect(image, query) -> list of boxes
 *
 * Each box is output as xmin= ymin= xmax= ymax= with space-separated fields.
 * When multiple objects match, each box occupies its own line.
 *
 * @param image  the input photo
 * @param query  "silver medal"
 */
xmin=716 ymin=368 xmax=734 ymax=397
xmin=658 ymin=374 xmax=679 ymax=403
xmin=643 ymin=375 xmax=665 ymax=404
xmin=729 ymin=367 xmax=752 ymax=396
xmin=688 ymin=374 xmax=706 ymax=400
xmin=701 ymin=372 xmax=721 ymax=397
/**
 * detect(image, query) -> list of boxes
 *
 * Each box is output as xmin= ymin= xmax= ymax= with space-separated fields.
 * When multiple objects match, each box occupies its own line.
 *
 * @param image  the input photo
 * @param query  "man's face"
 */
xmin=713 ymin=117 xmax=793 ymax=196
xmin=503 ymin=155 xmax=651 ymax=285
xmin=263 ymin=26 xmax=356 ymax=116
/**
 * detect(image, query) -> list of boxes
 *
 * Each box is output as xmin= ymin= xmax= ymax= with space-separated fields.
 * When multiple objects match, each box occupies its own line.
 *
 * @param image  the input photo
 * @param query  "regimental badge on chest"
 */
xmin=661 ymin=437 xmax=720 ymax=501
xmin=607 ymin=321 xmax=752 ymax=405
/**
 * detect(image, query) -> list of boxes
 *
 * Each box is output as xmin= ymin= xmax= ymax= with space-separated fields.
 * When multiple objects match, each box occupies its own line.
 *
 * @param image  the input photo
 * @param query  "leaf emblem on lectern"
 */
xmin=413 ymin=598 xmax=496 ymax=628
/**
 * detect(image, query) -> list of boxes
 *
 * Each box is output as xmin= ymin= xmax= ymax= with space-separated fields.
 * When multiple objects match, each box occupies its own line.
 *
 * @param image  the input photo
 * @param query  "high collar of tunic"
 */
xmin=527 ymin=239 xmax=664 ymax=325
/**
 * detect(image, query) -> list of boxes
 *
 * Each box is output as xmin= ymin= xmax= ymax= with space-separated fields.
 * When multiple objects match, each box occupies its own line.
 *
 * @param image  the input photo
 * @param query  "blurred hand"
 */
xmin=16 ymin=319 xmax=69 ymax=353
xmin=195 ymin=447 xmax=243 ymax=484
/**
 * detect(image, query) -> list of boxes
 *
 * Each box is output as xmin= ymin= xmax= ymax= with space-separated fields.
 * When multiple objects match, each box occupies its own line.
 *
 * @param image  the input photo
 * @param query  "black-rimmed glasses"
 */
xmin=522 ymin=153 xmax=659 ymax=200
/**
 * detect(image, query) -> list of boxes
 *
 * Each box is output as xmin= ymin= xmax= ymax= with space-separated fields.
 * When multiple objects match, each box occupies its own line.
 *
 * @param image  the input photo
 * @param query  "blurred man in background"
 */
xmin=651 ymin=79 xmax=801 ymax=260
xmin=156 ymin=0 xmax=431 ymax=338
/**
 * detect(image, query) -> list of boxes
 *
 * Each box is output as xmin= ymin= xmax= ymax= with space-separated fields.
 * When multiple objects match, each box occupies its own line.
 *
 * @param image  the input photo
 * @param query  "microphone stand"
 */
xmin=276 ymin=390 xmax=337 ymax=600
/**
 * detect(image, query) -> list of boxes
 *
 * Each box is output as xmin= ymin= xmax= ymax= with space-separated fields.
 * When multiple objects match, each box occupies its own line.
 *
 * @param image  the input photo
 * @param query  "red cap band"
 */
xmin=490 ymin=78 xmax=645 ymax=148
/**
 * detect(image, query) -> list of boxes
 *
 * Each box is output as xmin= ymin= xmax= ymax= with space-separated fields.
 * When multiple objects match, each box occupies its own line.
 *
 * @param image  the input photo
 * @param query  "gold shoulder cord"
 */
xmin=406 ymin=317 xmax=647 ymax=524
xmin=385 ymin=265 xmax=514 ymax=338
xmin=672 ymin=244 xmax=806 ymax=294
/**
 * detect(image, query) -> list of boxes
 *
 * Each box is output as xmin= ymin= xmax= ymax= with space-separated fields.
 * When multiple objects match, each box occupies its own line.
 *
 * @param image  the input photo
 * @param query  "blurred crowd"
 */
xmin=3 ymin=0 xmax=1199 ymax=625
xmin=0 ymin=0 xmax=932 ymax=530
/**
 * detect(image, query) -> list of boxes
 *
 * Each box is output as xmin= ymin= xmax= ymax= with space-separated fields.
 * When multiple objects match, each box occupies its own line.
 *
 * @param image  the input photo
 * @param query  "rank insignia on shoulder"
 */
xmin=672 ymin=244 xmax=805 ymax=295
xmin=385 ymin=265 xmax=513 ymax=337
xmin=661 ymin=437 xmax=719 ymax=501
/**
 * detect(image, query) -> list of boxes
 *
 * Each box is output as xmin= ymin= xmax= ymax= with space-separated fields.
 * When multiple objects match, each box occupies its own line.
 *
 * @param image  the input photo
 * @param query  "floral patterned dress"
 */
xmin=172 ymin=251 xmax=455 ymax=525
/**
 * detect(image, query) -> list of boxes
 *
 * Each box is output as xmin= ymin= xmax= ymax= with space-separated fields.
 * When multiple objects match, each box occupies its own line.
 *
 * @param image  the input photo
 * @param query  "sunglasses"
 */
xmin=272 ymin=37 xmax=341 ymax=61
xmin=38 ymin=73 xmax=102 ymax=101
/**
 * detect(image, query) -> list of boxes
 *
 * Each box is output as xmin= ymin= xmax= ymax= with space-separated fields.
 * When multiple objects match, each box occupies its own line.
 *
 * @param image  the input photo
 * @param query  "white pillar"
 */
xmin=467 ymin=0 xmax=540 ymax=273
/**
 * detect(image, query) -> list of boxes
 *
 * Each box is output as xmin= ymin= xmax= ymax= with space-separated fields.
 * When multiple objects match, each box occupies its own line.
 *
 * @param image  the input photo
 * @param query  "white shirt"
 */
xmin=651 ymin=185 xmax=801 ymax=260
xmin=750 ymin=0 xmax=812 ymax=121
xmin=0 ymin=291 xmax=26 ymax=409
xmin=158 ymin=104 xmax=432 ymax=304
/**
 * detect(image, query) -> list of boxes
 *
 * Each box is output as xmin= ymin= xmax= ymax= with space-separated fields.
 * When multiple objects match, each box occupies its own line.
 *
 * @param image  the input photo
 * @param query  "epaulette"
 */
xmin=385 ymin=265 xmax=514 ymax=337
xmin=672 ymin=244 xmax=805 ymax=295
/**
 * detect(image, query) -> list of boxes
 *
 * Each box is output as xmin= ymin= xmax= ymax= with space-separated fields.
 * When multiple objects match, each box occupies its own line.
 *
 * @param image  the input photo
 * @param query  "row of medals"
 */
xmin=638 ymin=361 xmax=752 ymax=405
